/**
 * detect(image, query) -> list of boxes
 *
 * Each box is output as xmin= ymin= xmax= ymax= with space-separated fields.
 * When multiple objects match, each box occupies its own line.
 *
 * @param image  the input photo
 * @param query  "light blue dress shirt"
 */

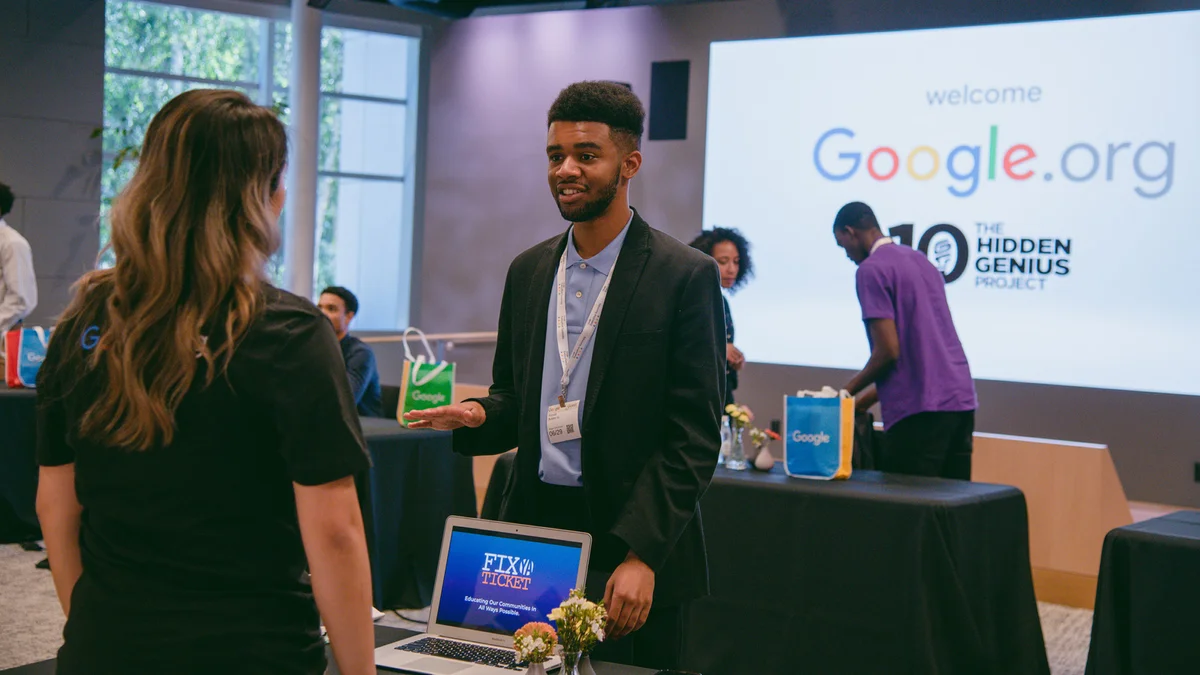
xmin=538 ymin=212 xmax=633 ymax=486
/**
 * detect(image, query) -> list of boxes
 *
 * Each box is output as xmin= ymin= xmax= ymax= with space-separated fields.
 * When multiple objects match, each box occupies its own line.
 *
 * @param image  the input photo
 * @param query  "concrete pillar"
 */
xmin=284 ymin=0 xmax=322 ymax=298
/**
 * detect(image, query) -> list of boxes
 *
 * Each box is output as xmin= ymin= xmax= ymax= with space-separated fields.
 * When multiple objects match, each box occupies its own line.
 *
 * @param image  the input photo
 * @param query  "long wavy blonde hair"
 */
xmin=61 ymin=89 xmax=287 ymax=451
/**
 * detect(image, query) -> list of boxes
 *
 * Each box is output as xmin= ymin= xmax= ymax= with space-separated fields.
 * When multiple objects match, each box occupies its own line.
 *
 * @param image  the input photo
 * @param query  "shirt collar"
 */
xmin=565 ymin=208 xmax=635 ymax=276
xmin=870 ymin=236 xmax=894 ymax=255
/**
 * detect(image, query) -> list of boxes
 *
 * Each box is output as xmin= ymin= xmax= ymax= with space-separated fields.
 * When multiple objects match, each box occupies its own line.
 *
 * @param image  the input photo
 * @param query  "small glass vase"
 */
xmin=523 ymin=662 xmax=548 ymax=675
xmin=718 ymin=415 xmax=730 ymax=467
xmin=578 ymin=653 xmax=597 ymax=675
xmin=726 ymin=426 xmax=748 ymax=471
xmin=559 ymin=650 xmax=582 ymax=675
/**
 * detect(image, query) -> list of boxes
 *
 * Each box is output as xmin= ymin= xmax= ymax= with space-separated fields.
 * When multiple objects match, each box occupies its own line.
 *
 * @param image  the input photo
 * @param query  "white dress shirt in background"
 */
xmin=0 ymin=218 xmax=38 ymax=333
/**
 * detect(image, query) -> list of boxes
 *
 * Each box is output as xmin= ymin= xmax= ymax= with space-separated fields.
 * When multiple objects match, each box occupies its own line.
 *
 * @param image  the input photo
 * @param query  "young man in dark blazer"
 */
xmin=404 ymin=81 xmax=725 ymax=669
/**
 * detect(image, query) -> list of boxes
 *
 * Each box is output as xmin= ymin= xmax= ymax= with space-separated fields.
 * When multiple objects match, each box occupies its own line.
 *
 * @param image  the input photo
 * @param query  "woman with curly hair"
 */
xmin=689 ymin=227 xmax=754 ymax=405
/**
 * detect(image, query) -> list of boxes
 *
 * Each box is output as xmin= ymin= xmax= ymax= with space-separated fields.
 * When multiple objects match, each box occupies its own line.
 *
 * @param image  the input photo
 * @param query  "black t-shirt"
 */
xmin=36 ymin=286 xmax=370 ymax=675
xmin=723 ymin=294 xmax=737 ymax=404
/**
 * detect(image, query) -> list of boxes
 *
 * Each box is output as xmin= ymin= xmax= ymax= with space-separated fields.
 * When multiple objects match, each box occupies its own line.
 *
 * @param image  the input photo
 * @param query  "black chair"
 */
xmin=480 ymin=452 xmax=516 ymax=520
xmin=381 ymin=385 xmax=401 ymax=420
xmin=852 ymin=410 xmax=886 ymax=470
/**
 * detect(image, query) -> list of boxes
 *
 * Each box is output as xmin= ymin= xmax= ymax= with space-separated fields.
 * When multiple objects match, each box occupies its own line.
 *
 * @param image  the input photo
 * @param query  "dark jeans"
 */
xmin=884 ymin=410 xmax=975 ymax=480
xmin=531 ymin=481 xmax=687 ymax=671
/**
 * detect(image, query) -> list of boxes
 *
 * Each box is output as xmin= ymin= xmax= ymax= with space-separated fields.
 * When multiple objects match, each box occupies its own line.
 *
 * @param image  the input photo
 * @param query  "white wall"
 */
xmin=0 ymin=0 xmax=104 ymax=325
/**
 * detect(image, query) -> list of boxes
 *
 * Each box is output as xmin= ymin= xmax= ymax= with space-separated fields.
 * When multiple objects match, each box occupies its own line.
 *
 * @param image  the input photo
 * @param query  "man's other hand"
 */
xmin=603 ymin=551 xmax=655 ymax=640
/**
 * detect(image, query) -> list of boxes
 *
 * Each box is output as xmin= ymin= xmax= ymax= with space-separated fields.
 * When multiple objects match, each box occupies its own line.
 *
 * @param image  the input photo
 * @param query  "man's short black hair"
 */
xmin=321 ymin=286 xmax=359 ymax=315
xmin=689 ymin=226 xmax=755 ymax=291
xmin=833 ymin=201 xmax=880 ymax=232
xmin=547 ymin=81 xmax=645 ymax=153
xmin=0 ymin=182 xmax=13 ymax=218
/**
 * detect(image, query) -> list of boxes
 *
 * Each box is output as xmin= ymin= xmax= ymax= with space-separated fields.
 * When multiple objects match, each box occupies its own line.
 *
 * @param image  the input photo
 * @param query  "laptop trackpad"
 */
xmin=405 ymin=657 xmax=474 ymax=674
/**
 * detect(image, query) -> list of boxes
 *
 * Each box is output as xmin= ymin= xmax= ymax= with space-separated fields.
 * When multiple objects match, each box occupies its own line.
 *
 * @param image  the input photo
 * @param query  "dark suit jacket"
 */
xmin=453 ymin=211 xmax=726 ymax=606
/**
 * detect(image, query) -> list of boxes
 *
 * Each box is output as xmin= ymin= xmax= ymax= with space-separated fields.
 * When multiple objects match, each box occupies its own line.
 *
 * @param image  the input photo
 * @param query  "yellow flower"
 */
xmin=548 ymin=608 xmax=564 ymax=622
xmin=725 ymin=404 xmax=736 ymax=414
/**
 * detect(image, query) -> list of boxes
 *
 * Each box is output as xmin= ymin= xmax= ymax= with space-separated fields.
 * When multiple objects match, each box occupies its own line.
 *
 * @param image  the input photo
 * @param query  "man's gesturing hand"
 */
xmin=603 ymin=551 xmax=655 ymax=640
xmin=402 ymin=402 xmax=486 ymax=430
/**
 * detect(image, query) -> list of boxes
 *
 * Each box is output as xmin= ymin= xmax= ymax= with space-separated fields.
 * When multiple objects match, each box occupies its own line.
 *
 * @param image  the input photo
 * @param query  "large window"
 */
xmin=102 ymin=0 xmax=418 ymax=329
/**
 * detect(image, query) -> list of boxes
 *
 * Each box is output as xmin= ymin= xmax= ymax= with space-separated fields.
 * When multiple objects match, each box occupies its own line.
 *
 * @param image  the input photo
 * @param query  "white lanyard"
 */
xmin=870 ymin=237 xmax=893 ymax=254
xmin=555 ymin=244 xmax=618 ymax=407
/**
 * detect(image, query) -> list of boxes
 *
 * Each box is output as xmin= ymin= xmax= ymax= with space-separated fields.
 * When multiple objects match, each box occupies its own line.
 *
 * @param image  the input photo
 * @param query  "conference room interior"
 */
xmin=1 ymin=0 xmax=1198 ymax=674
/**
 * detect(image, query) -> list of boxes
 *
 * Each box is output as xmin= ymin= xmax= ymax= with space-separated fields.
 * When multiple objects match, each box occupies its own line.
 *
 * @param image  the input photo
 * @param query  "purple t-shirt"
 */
xmin=856 ymin=242 xmax=977 ymax=429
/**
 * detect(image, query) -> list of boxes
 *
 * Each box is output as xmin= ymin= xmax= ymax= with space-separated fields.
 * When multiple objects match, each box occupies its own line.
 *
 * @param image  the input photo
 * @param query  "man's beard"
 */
xmin=555 ymin=170 xmax=620 ymax=223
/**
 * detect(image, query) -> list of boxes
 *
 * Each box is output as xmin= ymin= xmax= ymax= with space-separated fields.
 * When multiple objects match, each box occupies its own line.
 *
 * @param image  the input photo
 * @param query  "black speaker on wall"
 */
xmin=648 ymin=60 xmax=690 ymax=141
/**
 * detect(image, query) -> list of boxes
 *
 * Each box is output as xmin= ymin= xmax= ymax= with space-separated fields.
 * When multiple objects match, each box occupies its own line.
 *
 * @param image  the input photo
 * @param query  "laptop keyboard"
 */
xmin=395 ymin=637 xmax=525 ymax=671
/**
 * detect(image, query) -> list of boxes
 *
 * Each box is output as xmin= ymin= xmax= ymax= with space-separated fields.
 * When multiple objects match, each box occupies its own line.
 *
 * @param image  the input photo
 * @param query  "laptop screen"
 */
xmin=435 ymin=525 xmax=585 ymax=637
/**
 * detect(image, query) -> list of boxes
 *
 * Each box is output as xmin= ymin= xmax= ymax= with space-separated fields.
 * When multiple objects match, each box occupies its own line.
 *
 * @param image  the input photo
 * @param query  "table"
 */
xmin=0 ymin=625 xmax=657 ymax=674
xmin=0 ymin=386 xmax=39 ymax=543
xmin=357 ymin=627 xmax=656 ymax=675
xmin=1084 ymin=510 xmax=1200 ymax=675
xmin=691 ymin=467 xmax=1049 ymax=675
xmin=482 ymin=458 xmax=1048 ymax=675
xmin=359 ymin=418 xmax=477 ymax=610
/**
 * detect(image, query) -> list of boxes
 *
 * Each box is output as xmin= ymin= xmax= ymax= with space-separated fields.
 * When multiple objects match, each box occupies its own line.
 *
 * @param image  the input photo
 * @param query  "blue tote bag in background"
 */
xmin=784 ymin=388 xmax=854 ymax=480
xmin=3 ymin=326 xmax=53 ymax=389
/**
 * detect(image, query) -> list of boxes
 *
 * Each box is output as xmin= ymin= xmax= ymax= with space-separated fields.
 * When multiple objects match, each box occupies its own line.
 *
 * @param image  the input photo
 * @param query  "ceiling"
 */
xmin=361 ymin=0 xmax=726 ymax=20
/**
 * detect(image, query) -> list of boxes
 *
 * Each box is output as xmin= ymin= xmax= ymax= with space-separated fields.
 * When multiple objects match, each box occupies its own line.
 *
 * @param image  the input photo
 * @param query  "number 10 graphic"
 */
xmin=888 ymin=223 xmax=970 ymax=284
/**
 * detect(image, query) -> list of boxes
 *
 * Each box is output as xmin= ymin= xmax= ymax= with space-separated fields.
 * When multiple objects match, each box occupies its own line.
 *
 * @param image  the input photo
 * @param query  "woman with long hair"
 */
xmin=689 ymin=227 xmax=754 ymax=405
xmin=34 ymin=89 xmax=375 ymax=675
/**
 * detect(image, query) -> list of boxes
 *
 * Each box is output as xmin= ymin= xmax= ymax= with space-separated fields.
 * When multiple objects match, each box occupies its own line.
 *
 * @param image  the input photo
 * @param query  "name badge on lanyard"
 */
xmin=547 ymin=243 xmax=618 ymax=445
xmin=547 ymin=400 xmax=581 ymax=443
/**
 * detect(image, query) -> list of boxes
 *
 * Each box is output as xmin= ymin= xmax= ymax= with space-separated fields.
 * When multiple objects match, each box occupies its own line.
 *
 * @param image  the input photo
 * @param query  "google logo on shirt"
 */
xmin=812 ymin=126 xmax=1175 ymax=199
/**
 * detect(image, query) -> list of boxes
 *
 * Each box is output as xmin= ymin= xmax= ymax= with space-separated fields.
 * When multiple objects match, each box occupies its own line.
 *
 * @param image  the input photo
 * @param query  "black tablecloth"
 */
xmin=483 ymin=458 xmax=1048 ymax=675
xmin=358 ymin=418 xmax=476 ymax=610
xmin=0 ymin=624 xmax=657 ymax=674
xmin=0 ymin=386 xmax=40 ymax=543
xmin=1084 ymin=510 xmax=1200 ymax=675
xmin=691 ymin=467 xmax=1048 ymax=675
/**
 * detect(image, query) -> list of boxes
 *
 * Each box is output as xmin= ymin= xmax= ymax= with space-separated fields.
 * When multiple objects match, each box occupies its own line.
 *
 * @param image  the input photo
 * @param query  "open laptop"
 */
xmin=375 ymin=516 xmax=592 ymax=674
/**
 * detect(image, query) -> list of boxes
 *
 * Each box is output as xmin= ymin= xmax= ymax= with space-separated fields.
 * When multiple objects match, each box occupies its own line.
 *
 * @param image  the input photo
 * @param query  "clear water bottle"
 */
xmin=718 ymin=415 xmax=731 ymax=467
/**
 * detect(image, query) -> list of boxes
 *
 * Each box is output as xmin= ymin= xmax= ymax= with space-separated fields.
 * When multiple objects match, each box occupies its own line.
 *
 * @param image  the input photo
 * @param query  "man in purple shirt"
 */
xmin=833 ymin=202 xmax=978 ymax=479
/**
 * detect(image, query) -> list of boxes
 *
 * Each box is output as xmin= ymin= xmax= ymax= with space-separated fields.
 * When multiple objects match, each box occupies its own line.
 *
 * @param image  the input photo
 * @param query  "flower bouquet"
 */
xmin=724 ymin=404 xmax=753 ymax=470
xmin=513 ymin=622 xmax=558 ymax=675
xmin=548 ymin=588 xmax=607 ymax=675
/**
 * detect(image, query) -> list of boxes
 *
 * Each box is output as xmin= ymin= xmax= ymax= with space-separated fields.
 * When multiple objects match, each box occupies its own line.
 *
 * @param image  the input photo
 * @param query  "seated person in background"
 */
xmin=833 ymin=202 xmax=977 ymax=480
xmin=318 ymin=286 xmax=383 ymax=418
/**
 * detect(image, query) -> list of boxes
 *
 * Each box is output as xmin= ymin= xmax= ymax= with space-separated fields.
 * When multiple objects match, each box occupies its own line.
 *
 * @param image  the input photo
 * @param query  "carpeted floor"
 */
xmin=1038 ymin=601 xmax=1094 ymax=675
xmin=0 ymin=543 xmax=1094 ymax=672
xmin=0 ymin=544 xmax=64 ymax=670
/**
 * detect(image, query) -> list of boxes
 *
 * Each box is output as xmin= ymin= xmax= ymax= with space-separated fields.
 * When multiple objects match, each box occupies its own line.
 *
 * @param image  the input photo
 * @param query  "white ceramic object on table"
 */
xmin=754 ymin=445 xmax=775 ymax=471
